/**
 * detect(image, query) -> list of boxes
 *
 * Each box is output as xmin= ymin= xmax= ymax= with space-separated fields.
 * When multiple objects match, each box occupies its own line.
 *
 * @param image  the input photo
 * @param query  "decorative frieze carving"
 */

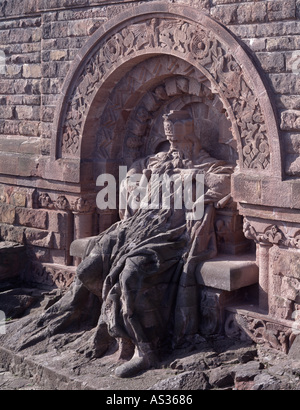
xmin=243 ymin=219 xmax=300 ymax=249
xmin=59 ymin=16 xmax=271 ymax=171
xmin=38 ymin=193 xmax=96 ymax=214
xmin=225 ymin=309 xmax=298 ymax=354
xmin=29 ymin=262 xmax=76 ymax=289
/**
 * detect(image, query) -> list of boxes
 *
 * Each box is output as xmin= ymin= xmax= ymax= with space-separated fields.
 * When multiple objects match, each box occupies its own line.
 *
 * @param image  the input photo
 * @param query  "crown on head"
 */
xmin=163 ymin=110 xmax=194 ymax=137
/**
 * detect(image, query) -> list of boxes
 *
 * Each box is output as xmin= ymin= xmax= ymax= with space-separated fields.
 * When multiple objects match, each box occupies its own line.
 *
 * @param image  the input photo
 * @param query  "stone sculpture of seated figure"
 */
xmin=35 ymin=110 xmax=233 ymax=378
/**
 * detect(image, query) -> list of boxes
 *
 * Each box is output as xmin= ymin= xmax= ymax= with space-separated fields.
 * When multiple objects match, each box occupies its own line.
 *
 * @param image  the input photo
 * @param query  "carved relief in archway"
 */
xmin=56 ymin=10 xmax=279 ymax=173
xmin=97 ymin=55 xmax=237 ymax=167
xmin=96 ymin=56 xmax=238 ymax=165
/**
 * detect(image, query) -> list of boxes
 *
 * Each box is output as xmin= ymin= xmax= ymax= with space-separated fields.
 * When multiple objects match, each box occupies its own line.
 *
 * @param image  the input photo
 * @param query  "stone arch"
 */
xmin=51 ymin=2 xmax=282 ymax=183
xmin=97 ymin=54 xmax=236 ymax=169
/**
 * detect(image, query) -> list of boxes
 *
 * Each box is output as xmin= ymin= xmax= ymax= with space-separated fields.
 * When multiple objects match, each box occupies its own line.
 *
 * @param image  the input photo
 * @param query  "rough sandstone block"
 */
xmin=0 ymin=204 xmax=16 ymax=225
xmin=270 ymin=246 xmax=300 ymax=280
xmin=15 ymin=106 xmax=33 ymax=121
xmin=15 ymin=208 xmax=48 ymax=230
xmin=0 ymin=224 xmax=25 ymax=244
xmin=281 ymin=110 xmax=300 ymax=131
xmin=257 ymin=52 xmax=285 ymax=73
xmin=211 ymin=0 xmax=296 ymax=25
xmin=22 ymin=64 xmax=42 ymax=79
xmin=24 ymin=228 xmax=53 ymax=248
xmin=267 ymin=0 xmax=296 ymax=21
xmin=48 ymin=211 xmax=68 ymax=233
xmin=269 ymin=73 xmax=300 ymax=95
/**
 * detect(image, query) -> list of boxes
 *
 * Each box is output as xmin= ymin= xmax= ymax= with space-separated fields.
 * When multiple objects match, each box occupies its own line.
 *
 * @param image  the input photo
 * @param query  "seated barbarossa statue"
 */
xmin=26 ymin=110 xmax=233 ymax=378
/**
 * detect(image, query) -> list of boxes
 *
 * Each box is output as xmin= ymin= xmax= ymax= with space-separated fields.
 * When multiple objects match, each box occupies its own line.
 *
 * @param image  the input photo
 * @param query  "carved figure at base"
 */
xmin=28 ymin=111 xmax=233 ymax=378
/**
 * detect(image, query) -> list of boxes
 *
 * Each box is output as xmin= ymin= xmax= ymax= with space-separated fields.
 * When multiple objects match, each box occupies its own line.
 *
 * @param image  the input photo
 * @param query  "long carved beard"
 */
xmin=150 ymin=150 xmax=184 ymax=174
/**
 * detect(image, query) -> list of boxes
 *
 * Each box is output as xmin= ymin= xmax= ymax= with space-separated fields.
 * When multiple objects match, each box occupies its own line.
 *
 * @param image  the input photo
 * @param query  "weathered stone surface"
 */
xmin=196 ymin=254 xmax=258 ymax=291
xmin=1 ymin=293 xmax=300 ymax=391
xmin=281 ymin=111 xmax=300 ymax=131
xmin=15 ymin=208 xmax=48 ymax=230
xmin=0 ymin=205 xmax=16 ymax=225
xmin=209 ymin=366 xmax=234 ymax=388
xmin=0 ymin=289 xmax=38 ymax=319
xmin=47 ymin=211 xmax=68 ymax=233
xmin=257 ymin=52 xmax=285 ymax=73
xmin=0 ymin=225 xmax=26 ymax=245
xmin=288 ymin=334 xmax=300 ymax=360
xmin=0 ymin=0 xmax=300 ymax=387
xmin=0 ymin=241 xmax=27 ymax=282
xmin=211 ymin=0 xmax=296 ymax=24
xmin=24 ymin=229 xmax=53 ymax=248
xmin=22 ymin=64 xmax=42 ymax=79
xmin=233 ymin=361 xmax=263 ymax=383
xmin=251 ymin=373 xmax=282 ymax=390
xmin=0 ymin=368 xmax=44 ymax=390
xmin=267 ymin=0 xmax=296 ymax=21
xmin=151 ymin=371 xmax=211 ymax=390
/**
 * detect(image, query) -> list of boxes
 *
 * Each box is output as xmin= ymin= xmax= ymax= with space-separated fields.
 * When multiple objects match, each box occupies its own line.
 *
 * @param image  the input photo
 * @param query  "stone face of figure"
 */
xmin=163 ymin=110 xmax=201 ymax=159
xmin=28 ymin=110 xmax=233 ymax=378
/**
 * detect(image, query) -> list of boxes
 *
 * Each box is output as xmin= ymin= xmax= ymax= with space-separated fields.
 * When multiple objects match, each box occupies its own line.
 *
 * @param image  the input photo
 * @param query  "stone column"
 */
xmin=258 ymin=243 xmax=272 ymax=312
xmin=243 ymin=219 xmax=274 ymax=313
xmin=73 ymin=212 xmax=94 ymax=266
xmin=72 ymin=197 xmax=95 ymax=266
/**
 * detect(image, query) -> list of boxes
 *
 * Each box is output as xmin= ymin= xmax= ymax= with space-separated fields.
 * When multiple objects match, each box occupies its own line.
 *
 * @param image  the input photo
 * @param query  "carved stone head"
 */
xmin=163 ymin=110 xmax=194 ymax=139
xmin=163 ymin=110 xmax=200 ymax=157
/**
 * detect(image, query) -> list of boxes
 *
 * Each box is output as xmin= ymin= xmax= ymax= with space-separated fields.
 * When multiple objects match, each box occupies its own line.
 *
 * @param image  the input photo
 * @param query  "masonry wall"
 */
xmin=0 ymin=0 xmax=299 ymax=287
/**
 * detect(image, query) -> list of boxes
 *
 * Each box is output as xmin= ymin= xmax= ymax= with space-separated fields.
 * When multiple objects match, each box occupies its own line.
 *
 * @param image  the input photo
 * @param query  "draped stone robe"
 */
xmin=78 ymin=149 xmax=233 ymax=355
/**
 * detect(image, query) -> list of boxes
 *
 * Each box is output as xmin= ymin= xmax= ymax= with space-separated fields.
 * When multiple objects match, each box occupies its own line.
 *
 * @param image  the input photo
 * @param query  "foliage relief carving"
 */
xmin=60 ymin=17 xmax=270 ymax=171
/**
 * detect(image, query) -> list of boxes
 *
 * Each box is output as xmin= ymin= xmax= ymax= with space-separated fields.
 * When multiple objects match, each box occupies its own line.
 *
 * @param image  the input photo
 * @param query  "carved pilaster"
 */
xmin=243 ymin=218 xmax=300 ymax=317
xmin=72 ymin=198 xmax=95 ymax=266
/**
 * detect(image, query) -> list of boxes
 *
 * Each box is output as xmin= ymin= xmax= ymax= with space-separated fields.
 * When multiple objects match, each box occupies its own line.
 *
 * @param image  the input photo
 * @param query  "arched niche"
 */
xmin=94 ymin=55 xmax=237 ymax=173
xmin=51 ymin=2 xmax=282 ymax=186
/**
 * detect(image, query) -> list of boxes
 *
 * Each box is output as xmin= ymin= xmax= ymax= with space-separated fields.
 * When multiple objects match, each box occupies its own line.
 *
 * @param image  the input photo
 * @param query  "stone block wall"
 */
xmin=0 ymin=0 xmax=300 ymax=293
xmin=218 ymin=0 xmax=300 ymax=177
xmin=0 ymin=1 xmax=110 ymax=285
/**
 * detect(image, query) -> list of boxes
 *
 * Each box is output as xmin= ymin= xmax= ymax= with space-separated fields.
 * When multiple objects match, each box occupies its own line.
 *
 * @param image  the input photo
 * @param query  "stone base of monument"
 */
xmin=0 ymin=247 xmax=299 ymax=389
xmin=1 ymin=314 xmax=299 ymax=390
xmin=224 ymin=306 xmax=300 ymax=354
xmin=195 ymin=254 xmax=300 ymax=354
xmin=69 ymin=240 xmax=300 ymax=355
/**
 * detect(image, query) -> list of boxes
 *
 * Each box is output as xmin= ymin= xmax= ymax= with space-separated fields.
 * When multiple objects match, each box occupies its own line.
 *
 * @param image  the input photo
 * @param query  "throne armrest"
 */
xmin=196 ymin=253 xmax=258 ymax=291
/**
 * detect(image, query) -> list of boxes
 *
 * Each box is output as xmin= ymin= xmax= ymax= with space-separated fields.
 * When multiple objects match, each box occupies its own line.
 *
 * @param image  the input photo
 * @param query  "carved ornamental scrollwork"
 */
xmin=225 ymin=310 xmax=296 ymax=354
xmin=59 ymin=16 xmax=271 ymax=171
xmin=38 ymin=193 xmax=96 ymax=214
xmin=243 ymin=219 xmax=300 ymax=249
